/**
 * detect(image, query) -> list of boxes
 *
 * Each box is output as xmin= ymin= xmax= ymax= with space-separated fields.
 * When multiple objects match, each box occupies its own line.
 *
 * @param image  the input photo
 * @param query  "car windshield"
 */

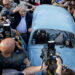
xmin=31 ymin=29 xmax=75 ymax=48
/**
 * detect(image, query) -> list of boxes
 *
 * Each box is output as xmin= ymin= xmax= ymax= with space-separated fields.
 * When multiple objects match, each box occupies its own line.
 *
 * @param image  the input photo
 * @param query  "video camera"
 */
xmin=1 ymin=10 xmax=9 ymax=16
xmin=40 ymin=41 xmax=57 ymax=75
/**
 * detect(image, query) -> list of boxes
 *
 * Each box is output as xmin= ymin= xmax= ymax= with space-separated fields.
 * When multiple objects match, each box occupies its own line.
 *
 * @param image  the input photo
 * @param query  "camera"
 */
xmin=40 ymin=41 xmax=57 ymax=75
xmin=40 ymin=41 xmax=56 ymax=65
xmin=3 ymin=24 xmax=11 ymax=38
xmin=1 ymin=10 xmax=9 ymax=16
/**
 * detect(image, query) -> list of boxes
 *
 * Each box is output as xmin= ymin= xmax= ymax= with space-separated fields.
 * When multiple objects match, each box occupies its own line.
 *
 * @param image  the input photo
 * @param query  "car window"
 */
xmin=31 ymin=29 xmax=75 ymax=48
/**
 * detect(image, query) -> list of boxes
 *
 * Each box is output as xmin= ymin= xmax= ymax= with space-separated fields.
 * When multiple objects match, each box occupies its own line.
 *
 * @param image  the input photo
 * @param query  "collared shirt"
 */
xmin=16 ymin=16 xmax=27 ymax=33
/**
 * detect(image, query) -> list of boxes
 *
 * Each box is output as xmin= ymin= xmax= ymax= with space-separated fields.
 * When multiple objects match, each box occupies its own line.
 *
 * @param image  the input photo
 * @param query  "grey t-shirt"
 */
xmin=0 ymin=48 xmax=27 ymax=69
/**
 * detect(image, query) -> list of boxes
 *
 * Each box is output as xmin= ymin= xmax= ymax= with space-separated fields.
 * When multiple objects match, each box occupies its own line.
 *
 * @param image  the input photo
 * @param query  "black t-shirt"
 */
xmin=0 ymin=5 xmax=2 ymax=12
xmin=0 ymin=48 xmax=27 ymax=72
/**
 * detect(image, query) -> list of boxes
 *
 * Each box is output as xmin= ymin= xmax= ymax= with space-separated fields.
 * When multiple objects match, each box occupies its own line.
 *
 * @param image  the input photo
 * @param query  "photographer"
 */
xmin=53 ymin=0 xmax=67 ymax=7
xmin=0 ymin=13 xmax=12 ymax=39
xmin=0 ymin=38 xmax=47 ymax=75
xmin=67 ymin=0 xmax=75 ymax=21
xmin=1 ymin=0 xmax=17 ymax=21
xmin=53 ymin=0 xmax=72 ymax=8
xmin=23 ymin=57 xmax=62 ymax=75
xmin=0 ymin=38 xmax=30 ymax=75
xmin=0 ymin=13 xmax=6 ymax=42
xmin=53 ymin=0 xmax=75 ymax=21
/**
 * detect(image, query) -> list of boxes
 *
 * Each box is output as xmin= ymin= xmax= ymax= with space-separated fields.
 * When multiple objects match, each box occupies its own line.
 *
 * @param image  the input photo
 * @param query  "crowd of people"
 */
xmin=0 ymin=0 xmax=75 ymax=75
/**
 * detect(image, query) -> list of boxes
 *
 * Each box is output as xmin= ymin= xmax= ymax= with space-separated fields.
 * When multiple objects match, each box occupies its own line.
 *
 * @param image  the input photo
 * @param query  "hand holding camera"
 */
xmin=40 ymin=40 xmax=63 ymax=75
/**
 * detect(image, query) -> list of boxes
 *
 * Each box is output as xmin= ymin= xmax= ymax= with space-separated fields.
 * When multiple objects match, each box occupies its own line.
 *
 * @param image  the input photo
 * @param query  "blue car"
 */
xmin=28 ymin=5 xmax=75 ymax=75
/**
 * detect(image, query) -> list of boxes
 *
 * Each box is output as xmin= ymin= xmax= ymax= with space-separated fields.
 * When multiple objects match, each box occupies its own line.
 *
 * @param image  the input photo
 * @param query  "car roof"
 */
xmin=32 ymin=5 xmax=75 ymax=34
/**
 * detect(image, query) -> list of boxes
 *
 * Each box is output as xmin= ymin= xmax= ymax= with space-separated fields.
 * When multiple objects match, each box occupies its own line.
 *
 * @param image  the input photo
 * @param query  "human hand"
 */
xmin=28 ymin=28 xmax=32 ymax=33
xmin=13 ymin=6 xmax=21 ymax=13
xmin=55 ymin=57 xmax=62 ymax=75
xmin=13 ymin=30 xmax=20 ymax=36
xmin=53 ymin=2 xmax=58 ymax=6
xmin=42 ymin=63 xmax=48 ymax=71
xmin=24 ymin=58 xmax=30 ymax=67
xmin=30 ymin=7 xmax=34 ymax=11
xmin=41 ymin=60 xmax=48 ymax=71
xmin=32 ymin=5 xmax=36 ymax=9
xmin=15 ymin=41 xmax=22 ymax=50
xmin=56 ymin=57 xmax=62 ymax=68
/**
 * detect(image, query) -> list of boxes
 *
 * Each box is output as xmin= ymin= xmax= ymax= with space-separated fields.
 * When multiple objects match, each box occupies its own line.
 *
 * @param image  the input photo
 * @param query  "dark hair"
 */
xmin=40 ymin=0 xmax=51 ymax=4
xmin=66 ymin=0 xmax=75 ymax=1
xmin=62 ymin=69 xmax=75 ymax=75
xmin=14 ymin=0 xmax=20 ymax=4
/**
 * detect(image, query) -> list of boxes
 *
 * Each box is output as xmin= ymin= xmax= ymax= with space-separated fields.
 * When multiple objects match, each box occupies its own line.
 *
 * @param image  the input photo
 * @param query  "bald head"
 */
xmin=3 ymin=0 xmax=9 ymax=4
xmin=3 ymin=0 xmax=11 ymax=9
xmin=0 ymin=38 xmax=15 ymax=54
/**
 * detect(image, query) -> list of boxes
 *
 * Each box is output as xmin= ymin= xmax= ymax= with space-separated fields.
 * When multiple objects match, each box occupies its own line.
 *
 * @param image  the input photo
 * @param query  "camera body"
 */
xmin=40 ymin=41 xmax=56 ymax=64
xmin=0 ymin=24 xmax=11 ymax=38
xmin=3 ymin=24 xmax=11 ymax=38
xmin=1 ymin=10 xmax=9 ymax=16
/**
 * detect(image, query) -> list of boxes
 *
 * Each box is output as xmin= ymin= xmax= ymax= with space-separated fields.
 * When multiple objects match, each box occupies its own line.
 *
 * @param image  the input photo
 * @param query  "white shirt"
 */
xmin=16 ymin=16 xmax=27 ymax=33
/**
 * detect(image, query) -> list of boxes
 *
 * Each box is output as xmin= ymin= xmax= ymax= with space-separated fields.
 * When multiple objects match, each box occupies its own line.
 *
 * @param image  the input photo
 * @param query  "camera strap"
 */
xmin=47 ymin=69 xmax=56 ymax=75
